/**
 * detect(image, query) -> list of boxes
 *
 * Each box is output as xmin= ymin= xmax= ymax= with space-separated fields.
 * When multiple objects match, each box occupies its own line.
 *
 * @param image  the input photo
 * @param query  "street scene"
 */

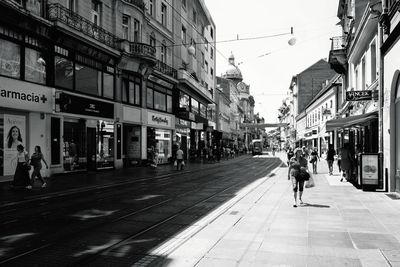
xmin=1 ymin=0 xmax=400 ymax=266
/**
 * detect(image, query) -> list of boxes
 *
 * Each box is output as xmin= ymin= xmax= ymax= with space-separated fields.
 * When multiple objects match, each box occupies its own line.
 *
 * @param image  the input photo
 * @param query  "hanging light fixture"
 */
xmin=288 ymin=27 xmax=296 ymax=46
xmin=188 ymin=39 xmax=196 ymax=55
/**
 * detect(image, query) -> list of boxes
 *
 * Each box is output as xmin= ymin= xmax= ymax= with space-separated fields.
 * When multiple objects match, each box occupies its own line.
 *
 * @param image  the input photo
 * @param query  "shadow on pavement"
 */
xmin=301 ymin=203 xmax=331 ymax=208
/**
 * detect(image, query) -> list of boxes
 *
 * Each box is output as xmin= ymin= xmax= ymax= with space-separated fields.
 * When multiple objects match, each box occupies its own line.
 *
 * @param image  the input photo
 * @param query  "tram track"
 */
xmin=0 ymin=157 xmax=282 ymax=266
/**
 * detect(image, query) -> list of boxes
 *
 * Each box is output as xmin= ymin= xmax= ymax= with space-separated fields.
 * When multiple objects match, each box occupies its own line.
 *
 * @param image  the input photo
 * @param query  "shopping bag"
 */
xmin=182 ymin=161 xmax=185 ymax=166
xmin=305 ymin=175 xmax=315 ymax=188
xmin=174 ymin=160 xmax=177 ymax=166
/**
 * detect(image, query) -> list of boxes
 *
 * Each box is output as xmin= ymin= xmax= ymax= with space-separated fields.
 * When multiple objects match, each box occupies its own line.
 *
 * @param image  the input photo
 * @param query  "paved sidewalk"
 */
xmin=152 ymin=158 xmax=400 ymax=267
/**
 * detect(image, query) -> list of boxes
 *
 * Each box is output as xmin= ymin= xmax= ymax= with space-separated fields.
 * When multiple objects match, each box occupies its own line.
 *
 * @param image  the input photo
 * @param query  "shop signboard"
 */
xmin=0 ymin=76 xmax=53 ymax=113
xmin=360 ymin=153 xmax=381 ymax=187
xmin=56 ymin=92 xmax=114 ymax=119
xmin=346 ymin=90 xmax=372 ymax=101
xmin=147 ymin=111 xmax=172 ymax=128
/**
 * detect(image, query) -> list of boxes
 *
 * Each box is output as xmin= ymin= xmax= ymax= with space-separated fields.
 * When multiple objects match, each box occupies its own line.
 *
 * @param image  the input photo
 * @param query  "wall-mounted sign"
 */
xmin=0 ymin=76 xmax=53 ymax=113
xmin=56 ymin=92 xmax=114 ymax=119
xmin=147 ymin=111 xmax=172 ymax=128
xmin=322 ymin=108 xmax=332 ymax=115
xmin=346 ymin=90 xmax=372 ymax=101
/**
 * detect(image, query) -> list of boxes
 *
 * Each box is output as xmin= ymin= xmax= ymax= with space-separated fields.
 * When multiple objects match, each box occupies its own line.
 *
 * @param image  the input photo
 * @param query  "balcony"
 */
xmin=177 ymin=68 xmax=213 ymax=103
xmin=47 ymin=3 xmax=119 ymax=49
xmin=328 ymin=36 xmax=347 ymax=74
xmin=154 ymin=60 xmax=178 ymax=79
xmin=120 ymin=40 xmax=156 ymax=64
xmin=122 ymin=0 xmax=146 ymax=11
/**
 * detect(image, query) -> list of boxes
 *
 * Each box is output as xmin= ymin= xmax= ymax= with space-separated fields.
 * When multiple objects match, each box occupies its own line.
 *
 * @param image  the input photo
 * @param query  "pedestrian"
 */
xmin=326 ymin=144 xmax=336 ymax=175
xmin=288 ymin=147 xmax=308 ymax=207
xmin=337 ymin=148 xmax=342 ymax=173
xmin=340 ymin=143 xmax=354 ymax=182
xmin=287 ymin=147 xmax=294 ymax=166
xmin=11 ymin=144 xmax=30 ymax=189
xmin=28 ymin=145 xmax=49 ymax=189
xmin=176 ymin=146 xmax=184 ymax=171
xmin=302 ymin=146 xmax=309 ymax=159
xmin=310 ymin=148 xmax=320 ymax=174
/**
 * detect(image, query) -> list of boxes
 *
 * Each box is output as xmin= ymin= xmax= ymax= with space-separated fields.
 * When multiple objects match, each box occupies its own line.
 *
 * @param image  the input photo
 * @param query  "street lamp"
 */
xmin=288 ymin=27 xmax=296 ymax=46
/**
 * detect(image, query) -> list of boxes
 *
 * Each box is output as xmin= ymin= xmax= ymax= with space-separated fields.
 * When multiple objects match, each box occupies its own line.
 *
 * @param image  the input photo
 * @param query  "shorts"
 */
xmin=291 ymin=176 xmax=305 ymax=192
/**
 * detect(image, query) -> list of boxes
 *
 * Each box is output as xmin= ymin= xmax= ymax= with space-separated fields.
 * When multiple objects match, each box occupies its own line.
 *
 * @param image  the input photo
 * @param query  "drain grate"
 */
xmin=386 ymin=193 xmax=400 ymax=200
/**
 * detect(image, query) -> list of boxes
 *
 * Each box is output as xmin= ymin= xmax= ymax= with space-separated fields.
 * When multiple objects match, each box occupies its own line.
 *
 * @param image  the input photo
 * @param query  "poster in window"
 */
xmin=3 ymin=114 xmax=26 ymax=176
xmin=361 ymin=154 xmax=379 ymax=185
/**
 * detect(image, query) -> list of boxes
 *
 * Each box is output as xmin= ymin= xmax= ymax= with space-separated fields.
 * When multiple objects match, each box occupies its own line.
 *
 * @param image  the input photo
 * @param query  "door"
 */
xmin=87 ymin=127 xmax=97 ymax=171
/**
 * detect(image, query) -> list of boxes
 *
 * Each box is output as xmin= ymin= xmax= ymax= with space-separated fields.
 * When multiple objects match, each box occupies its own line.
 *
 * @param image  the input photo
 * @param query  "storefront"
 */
xmin=121 ymin=105 xmax=142 ymax=167
xmin=175 ymin=119 xmax=191 ymax=160
xmin=54 ymin=92 xmax=115 ymax=173
xmin=0 ymin=76 xmax=53 ymax=181
xmin=146 ymin=110 xmax=175 ymax=165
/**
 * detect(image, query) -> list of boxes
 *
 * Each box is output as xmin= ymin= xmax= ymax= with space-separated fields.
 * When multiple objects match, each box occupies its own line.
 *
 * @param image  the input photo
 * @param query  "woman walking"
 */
xmin=326 ymin=144 xmax=336 ymax=175
xmin=289 ymin=148 xmax=308 ymax=207
xmin=310 ymin=148 xmax=320 ymax=174
xmin=28 ymin=145 xmax=49 ymax=189
xmin=11 ymin=144 xmax=30 ymax=189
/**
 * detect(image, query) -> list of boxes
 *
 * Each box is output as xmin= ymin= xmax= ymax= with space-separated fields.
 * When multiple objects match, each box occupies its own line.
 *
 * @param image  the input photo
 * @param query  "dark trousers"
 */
xmin=31 ymin=167 xmax=45 ymax=185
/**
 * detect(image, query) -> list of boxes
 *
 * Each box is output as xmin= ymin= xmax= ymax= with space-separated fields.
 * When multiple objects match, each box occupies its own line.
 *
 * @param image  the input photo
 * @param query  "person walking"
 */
xmin=337 ymin=148 xmax=342 ymax=174
xmin=326 ymin=144 xmax=336 ymax=175
xmin=310 ymin=148 xmax=320 ymax=174
xmin=29 ymin=145 xmax=49 ymax=188
xmin=340 ymin=143 xmax=354 ymax=182
xmin=176 ymin=146 xmax=184 ymax=171
xmin=11 ymin=144 xmax=30 ymax=189
xmin=288 ymin=147 xmax=308 ymax=207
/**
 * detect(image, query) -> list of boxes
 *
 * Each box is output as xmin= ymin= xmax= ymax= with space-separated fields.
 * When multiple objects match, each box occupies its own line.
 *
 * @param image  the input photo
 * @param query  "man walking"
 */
xmin=176 ymin=146 xmax=184 ymax=171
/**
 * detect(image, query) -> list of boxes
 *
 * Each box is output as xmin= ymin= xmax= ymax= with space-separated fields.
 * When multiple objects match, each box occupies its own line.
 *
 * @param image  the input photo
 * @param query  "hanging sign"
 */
xmin=346 ymin=91 xmax=372 ymax=101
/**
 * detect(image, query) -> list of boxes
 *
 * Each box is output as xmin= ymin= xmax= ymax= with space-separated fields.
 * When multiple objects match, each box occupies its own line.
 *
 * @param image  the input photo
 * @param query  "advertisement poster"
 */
xmin=127 ymin=128 xmax=140 ymax=159
xmin=361 ymin=154 xmax=379 ymax=185
xmin=3 ymin=114 xmax=26 ymax=176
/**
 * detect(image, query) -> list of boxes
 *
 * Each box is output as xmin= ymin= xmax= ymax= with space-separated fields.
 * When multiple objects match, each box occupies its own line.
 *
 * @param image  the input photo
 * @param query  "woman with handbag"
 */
xmin=11 ymin=144 xmax=30 ymax=189
xmin=289 ymin=148 xmax=309 ymax=207
xmin=28 ymin=145 xmax=49 ymax=189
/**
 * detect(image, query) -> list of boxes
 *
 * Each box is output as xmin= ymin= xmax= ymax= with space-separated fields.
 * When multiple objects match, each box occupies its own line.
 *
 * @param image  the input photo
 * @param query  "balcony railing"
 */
xmin=330 ymin=36 xmax=346 ymax=50
xmin=154 ymin=60 xmax=177 ymax=79
xmin=123 ymin=0 xmax=146 ymax=10
xmin=128 ymin=42 xmax=156 ymax=58
xmin=47 ymin=3 xmax=119 ymax=49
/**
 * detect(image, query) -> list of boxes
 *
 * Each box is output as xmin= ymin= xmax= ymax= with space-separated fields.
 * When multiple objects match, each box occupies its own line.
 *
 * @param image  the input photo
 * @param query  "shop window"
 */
xmin=54 ymin=56 xmax=73 ymax=89
xmin=51 ymin=117 xmax=61 ymax=165
xmin=0 ymin=39 xmax=20 ymax=79
xmin=148 ymin=127 xmax=172 ymax=165
xmin=103 ymin=72 xmax=114 ymax=99
xmin=200 ymin=103 xmax=206 ymax=118
xmin=167 ymin=95 xmax=172 ymax=113
xmin=122 ymin=77 xmax=141 ymax=106
xmin=154 ymin=91 xmax=166 ymax=111
xmin=25 ymin=47 xmax=46 ymax=84
xmin=75 ymin=63 xmax=101 ymax=96
xmin=96 ymin=120 xmax=114 ymax=169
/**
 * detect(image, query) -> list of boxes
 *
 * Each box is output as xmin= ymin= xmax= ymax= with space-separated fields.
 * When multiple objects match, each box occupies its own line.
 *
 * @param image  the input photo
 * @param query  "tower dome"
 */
xmin=222 ymin=52 xmax=243 ymax=81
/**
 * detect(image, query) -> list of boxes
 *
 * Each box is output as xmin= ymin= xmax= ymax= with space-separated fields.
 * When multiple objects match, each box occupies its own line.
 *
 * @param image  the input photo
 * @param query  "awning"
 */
xmin=326 ymin=111 xmax=378 ymax=132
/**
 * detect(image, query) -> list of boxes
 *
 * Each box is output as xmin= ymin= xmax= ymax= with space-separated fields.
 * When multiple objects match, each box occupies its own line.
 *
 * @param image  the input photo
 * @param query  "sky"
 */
xmin=204 ymin=0 xmax=342 ymax=124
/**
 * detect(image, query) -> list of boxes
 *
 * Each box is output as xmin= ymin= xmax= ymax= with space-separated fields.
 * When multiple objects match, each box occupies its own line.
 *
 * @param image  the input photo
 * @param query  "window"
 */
xmin=133 ymin=19 xmax=140 ymax=42
xmin=161 ymin=3 xmax=167 ymax=26
xmin=200 ymin=103 xmax=206 ymax=118
xmin=201 ymin=52 xmax=204 ymax=66
xmin=191 ymin=98 xmax=199 ymax=114
xmin=205 ymin=39 xmax=208 ymax=51
xmin=179 ymin=92 xmax=189 ymax=111
xmin=210 ymin=67 xmax=214 ymax=78
xmin=205 ymin=60 xmax=208 ymax=73
xmin=210 ymin=27 xmax=214 ymax=39
xmin=103 ymin=69 xmax=114 ymax=99
xmin=161 ymin=44 xmax=166 ymax=63
xmin=371 ymin=41 xmax=377 ymax=82
xmin=181 ymin=26 xmax=187 ymax=45
xmin=75 ymin=63 xmax=101 ymax=96
xmin=361 ymin=57 xmax=365 ymax=89
xmin=67 ymin=0 xmax=75 ymax=12
xmin=25 ymin=47 xmax=46 ymax=84
xmin=122 ymin=15 xmax=130 ymax=40
xmin=0 ymin=39 xmax=21 ymax=79
xmin=91 ymin=0 xmax=101 ymax=26
xmin=193 ymin=10 xmax=197 ymax=24
xmin=26 ymin=0 xmax=42 ymax=16
xmin=330 ymin=100 xmax=333 ymax=108
xmin=147 ymin=81 xmax=172 ymax=113
xmin=182 ymin=0 xmax=186 ymax=8
xmin=150 ymin=36 xmax=156 ymax=47
xmin=149 ymin=0 xmax=154 ymax=16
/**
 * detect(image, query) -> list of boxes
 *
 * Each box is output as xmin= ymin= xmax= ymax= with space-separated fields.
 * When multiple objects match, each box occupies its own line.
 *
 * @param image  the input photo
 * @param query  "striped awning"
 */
xmin=326 ymin=111 xmax=378 ymax=132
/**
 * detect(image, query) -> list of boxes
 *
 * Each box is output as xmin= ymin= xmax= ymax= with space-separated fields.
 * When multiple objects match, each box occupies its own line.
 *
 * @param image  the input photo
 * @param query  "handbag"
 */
xmin=300 ymin=167 xmax=310 ymax=181
xmin=305 ymin=175 xmax=315 ymax=188
xmin=181 ymin=161 xmax=185 ymax=166
xmin=23 ymin=163 xmax=31 ymax=171
xmin=174 ymin=160 xmax=177 ymax=166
